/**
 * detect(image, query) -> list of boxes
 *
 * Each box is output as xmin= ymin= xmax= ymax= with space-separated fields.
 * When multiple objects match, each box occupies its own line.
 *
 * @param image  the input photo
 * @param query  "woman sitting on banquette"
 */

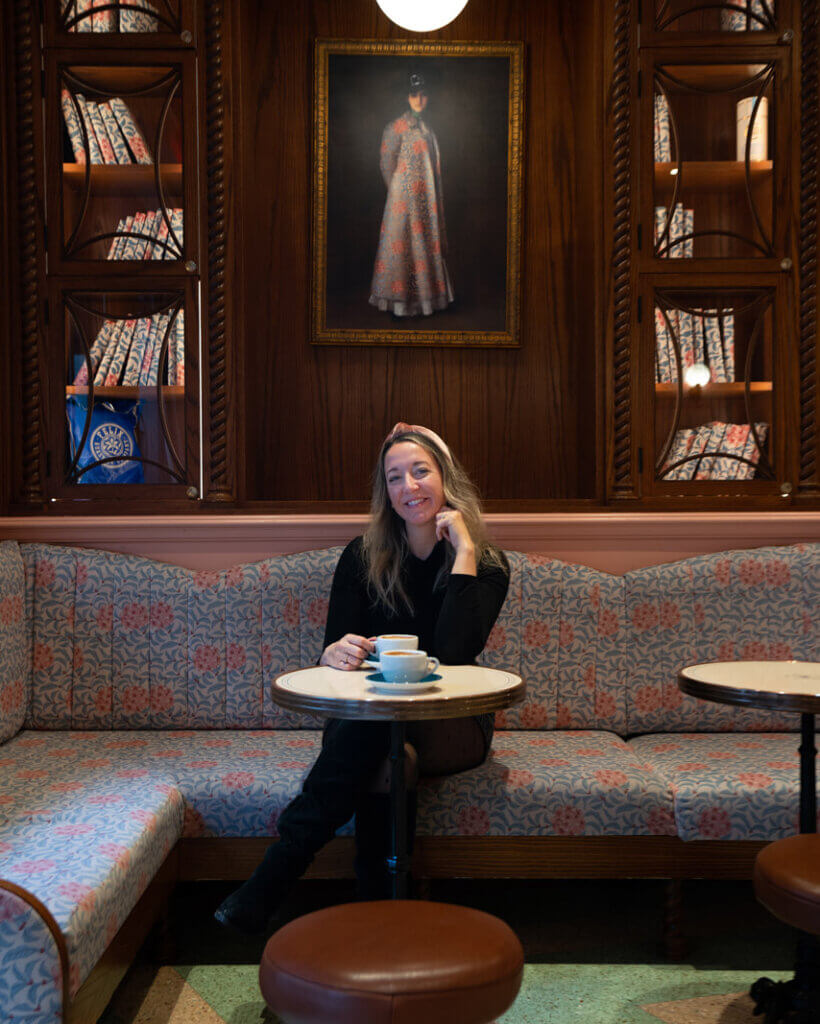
xmin=215 ymin=422 xmax=510 ymax=935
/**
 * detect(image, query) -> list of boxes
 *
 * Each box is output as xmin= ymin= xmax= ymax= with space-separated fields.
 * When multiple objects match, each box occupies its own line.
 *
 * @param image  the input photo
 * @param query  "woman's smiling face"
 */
xmin=383 ymin=441 xmax=444 ymax=527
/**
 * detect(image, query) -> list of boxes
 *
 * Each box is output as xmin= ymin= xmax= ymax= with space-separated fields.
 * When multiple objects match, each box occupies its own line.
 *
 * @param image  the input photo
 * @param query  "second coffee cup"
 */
xmin=367 ymin=634 xmax=418 ymax=667
xmin=380 ymin=649 xmax=440 ymax=683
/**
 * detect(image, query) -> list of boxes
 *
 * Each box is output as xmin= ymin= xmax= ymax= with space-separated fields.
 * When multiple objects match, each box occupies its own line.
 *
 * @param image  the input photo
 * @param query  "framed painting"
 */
xmin=311 ymin=39 xmax=524 ymax=347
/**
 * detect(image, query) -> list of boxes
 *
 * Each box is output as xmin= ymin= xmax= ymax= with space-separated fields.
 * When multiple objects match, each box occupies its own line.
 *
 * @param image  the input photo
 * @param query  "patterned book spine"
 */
xmin=120 ymin=0 xmax=159 ymax=32
xmin=737 ymin=421 xmax=769 ymax=479
xmin=74 ymin=319 xmax=115 ymax=384
xmin=106 ymin=219 xmax=124 ymax=260
xmin=147 ymin=314 xmax=171 ymax=386
xmin=90 ymin=0 xmax=115 ymax=31
xmin=661 ymin=428 xmax=694 ymax=480
xmin=654 ymin=93 xmax=671 ymax=162
xmin=691 ymin=311 xmax=706 ymax=367
xmin=76 ymin=0 xmax=94 ymax=32
xmin=109 ymin=97 xmax=153 ymax=164
xmin=677 ymin=423 xmax=713 ymax=480
xmin=111 ymin=214 xmax=134 ymax=259
xmin=174 ymin=310 xmax=185 ymax=385
xmin=167 ymin=311 xmax=178 ymax=384
xmin=151 ymin=209 xmax=171 ymax=259
xmin=678 ymin=310 xmax=695 ymax=372
xmin=93 ymin=320 xmax=124 ymax=385
xmin=655 ymin=307 xmax=672 ymax=383
xmin=99 ymin=100 xmax=132 ymax=164
xmin=166 ymin=208 xmax=184 ymax=258
xmin=103 ymin=319 xmax=137 ymax=385
xmin=74 ymin=94 xmax=103 ymax=164
xmin=85 ymin=100 xmax=116 ymax=164
xmin=138 ymin=316 xmax=160 ymax=384
xmin=703 ymin=310 xmax=727 ymax=382
xmin=121 ymin=211 xmax=146 ymax=260
xmin=667 ymin=309 xmax=680 ymax=383
xmin=718 ymin=422 xmax=752 ymax=479
xmin=722 ymin=313 xmax=736 ymax=382
xmin=669 ymin=203 xmax=685 ymax=258
xmin=61 ymin=89 xmax=86 ymax=163
xmin=683 ymin=208 xmax=694 ymax=257
xmin=122 ymin=317 xmax=152 ymax=386
xmin=140 ymin=210 xmax=158 ymax=259
xmin=654 ymin=205 xmax=667 ymax=257
xmin=695 ymin=421 xmax=727 ymax=479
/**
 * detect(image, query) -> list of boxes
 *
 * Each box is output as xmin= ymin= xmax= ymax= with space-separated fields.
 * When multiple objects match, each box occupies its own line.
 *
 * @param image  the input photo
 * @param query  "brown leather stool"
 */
xmin=258 ymin=900 xmax=524 ymax=1024
xmin=752 ymin=834 xmax=820 ymax=1022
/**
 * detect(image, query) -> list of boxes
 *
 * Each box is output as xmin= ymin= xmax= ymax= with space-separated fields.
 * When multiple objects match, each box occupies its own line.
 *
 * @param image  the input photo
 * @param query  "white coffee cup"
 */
xmin=366 ymin=634 xmax=418 ymax=668
xmin=379 ymin=649 xmax=439 ymax=683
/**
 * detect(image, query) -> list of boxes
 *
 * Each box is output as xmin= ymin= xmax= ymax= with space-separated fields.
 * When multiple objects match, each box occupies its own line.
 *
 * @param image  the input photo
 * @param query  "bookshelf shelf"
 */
xmin=62 ymin=163 xmax=183 ymax=194
xmin=654 ymin=161 xmax=773 ymax=192
xmin=659 ymin=64 xmax=769 ymax=90
xmin=655 ymin=382 xmax=773 ymax=398
xmin=66 ymin=385 xmax=185 ymax=399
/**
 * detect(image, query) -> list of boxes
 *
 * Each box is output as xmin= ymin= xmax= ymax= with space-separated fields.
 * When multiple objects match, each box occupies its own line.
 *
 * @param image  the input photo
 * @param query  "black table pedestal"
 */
xmin=387 ymin=721 xmax=411 ymax=899
xmin=750 ymin=713 xmax=819 ymax=1023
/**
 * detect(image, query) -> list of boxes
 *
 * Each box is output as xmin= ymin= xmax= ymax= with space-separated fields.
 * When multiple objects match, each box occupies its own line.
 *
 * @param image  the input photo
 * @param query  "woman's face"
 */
xmin=384 ymin=441 xmax=445 ymax=528
xmin=408 ymin=91 xmax=428 ymax=113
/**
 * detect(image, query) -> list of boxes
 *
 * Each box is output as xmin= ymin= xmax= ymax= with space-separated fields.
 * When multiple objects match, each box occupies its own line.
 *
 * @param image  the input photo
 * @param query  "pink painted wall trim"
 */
xmin=1 ymin=513 xmax=819 ymax=573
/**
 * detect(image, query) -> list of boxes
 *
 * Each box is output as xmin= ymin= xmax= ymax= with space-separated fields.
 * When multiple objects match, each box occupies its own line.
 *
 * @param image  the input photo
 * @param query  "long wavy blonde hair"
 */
xmin=362 ymin=428 xmax=505 ymax=615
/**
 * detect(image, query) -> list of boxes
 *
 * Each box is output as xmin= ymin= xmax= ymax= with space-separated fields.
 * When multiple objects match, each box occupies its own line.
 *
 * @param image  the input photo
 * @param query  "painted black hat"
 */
xmin=408 ymin=71 xmax=426 ymax=93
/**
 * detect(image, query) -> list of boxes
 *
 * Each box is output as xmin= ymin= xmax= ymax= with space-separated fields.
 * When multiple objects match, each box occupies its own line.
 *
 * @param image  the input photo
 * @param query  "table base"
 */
xmin=388 ymin=721 xmax=410 ymax=899
xmin=751 ymin=933 xmax=820 ymax=1023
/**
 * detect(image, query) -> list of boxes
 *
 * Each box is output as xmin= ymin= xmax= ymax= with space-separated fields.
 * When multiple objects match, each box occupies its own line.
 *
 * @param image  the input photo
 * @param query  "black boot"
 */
xmin=215 ymin=719 xmax=392 ymax=935
xmin=214 ymin=839 xmax=311 ymax=936
xmin=354 ymin=791 xmax=417 ymax=900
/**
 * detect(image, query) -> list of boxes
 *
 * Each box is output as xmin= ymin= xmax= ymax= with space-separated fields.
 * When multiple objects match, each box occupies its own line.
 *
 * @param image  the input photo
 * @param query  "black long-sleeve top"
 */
xmin=322 ymin=536 xmax=510 ymax=749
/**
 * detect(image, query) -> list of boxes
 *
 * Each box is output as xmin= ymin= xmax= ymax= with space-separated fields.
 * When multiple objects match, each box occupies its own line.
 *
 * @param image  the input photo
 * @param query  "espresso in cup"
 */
xmin=380 ymin=649 xmax=439 ymax=684
xmin=369 ymin=634 xmax=418 ymax=665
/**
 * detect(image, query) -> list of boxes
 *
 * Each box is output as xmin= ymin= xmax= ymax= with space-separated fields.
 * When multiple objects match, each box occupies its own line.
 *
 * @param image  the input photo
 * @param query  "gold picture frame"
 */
xmin=311 ymin=39 xmax=524 ymax=347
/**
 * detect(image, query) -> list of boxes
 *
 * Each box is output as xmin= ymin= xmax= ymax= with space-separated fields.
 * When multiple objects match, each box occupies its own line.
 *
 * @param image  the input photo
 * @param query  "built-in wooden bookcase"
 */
xmin=7 ymin=0 xmax=233 ymax=507
xmin=610 ymin=0 xmax=818 ymax=505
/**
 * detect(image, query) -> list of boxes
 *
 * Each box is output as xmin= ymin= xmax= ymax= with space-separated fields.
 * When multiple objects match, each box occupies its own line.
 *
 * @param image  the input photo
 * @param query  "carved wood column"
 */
xmin=799 ymin=0 xmax=818 ymax=494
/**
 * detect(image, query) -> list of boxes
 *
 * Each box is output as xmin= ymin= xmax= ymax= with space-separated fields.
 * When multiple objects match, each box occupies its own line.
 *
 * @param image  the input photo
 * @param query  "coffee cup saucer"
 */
xmin=366 ymin=672 xmax=441 ymax=694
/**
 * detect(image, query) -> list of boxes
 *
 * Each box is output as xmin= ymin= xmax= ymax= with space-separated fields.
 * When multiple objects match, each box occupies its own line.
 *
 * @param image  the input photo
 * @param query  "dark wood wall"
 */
xmin=235 ymin=0 xmax=606 ymax=506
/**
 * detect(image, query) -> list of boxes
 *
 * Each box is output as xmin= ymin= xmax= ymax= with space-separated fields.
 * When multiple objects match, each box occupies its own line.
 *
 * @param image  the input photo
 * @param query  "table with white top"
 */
xmin=679 ymin=661 xmax=820 ymax=1022
xmin=273 ymin=664 xmax=525 ymax=898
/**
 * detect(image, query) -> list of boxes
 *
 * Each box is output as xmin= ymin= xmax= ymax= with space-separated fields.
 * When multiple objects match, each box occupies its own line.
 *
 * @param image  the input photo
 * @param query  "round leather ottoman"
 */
xmin=754 ymin=834 xmax=820 ymax=935
xmin=258 ymin=900 xmax=524 ymax=1024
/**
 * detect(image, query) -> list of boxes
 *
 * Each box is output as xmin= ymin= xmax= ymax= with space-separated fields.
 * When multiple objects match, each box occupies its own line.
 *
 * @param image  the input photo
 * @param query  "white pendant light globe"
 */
xmin=376 ymin=0 xmax=469 ymax=32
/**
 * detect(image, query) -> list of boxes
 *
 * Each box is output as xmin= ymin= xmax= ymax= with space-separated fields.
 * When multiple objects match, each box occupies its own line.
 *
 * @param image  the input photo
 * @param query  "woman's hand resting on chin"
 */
xmin=435 ymin=506 xmax=477 ymax=575
xmin=320 ymin=634 xmax=374 ymax=670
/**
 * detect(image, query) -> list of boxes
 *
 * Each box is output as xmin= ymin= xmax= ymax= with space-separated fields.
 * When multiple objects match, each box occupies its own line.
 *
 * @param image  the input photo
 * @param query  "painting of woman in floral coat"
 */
xmin=369 ymin=73 xmax=454 ymax=318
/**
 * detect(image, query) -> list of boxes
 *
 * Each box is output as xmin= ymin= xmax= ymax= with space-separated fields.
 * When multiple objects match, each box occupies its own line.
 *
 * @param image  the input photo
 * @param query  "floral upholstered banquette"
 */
xmin=0 ymin=539 xmax=817 ymax=1022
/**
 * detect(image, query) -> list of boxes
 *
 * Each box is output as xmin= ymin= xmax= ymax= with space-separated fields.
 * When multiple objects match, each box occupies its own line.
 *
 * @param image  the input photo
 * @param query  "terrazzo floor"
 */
xmin=99 ymin=878 xmax=796 ymax=1024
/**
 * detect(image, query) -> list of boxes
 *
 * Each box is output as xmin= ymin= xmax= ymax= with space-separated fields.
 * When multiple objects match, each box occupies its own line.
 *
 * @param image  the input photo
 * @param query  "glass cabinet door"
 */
xmin=48 ymin=59 xmax=196 ymax=273
xmin=48 ymin=0 xmax=195 ymax=46
xmin=650 ymin=0 xmax=778 ymax=34
xmin=51 ymin=285 xmax=197 ymax=493
xmin=649 ymin=60 xmax=785 ymax=260
xmin=647 ymin=284 xmax=789 ymax=491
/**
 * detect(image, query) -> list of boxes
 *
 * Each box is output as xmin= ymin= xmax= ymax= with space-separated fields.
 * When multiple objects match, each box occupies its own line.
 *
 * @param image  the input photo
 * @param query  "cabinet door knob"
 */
xmin=185 ymin=260 xmax=197 ymax=273
xmin=187 ymin=486 xmax=199 ymax=500
xmin=780 ymin=257 xmax=793 ymax=271
xmin=780 ymin=481 xmax=793 ymax=497
xmin=779 ymin=29 xmax=794 ymax=44
xmin=181 ymin=29 xmax=193 ymax=43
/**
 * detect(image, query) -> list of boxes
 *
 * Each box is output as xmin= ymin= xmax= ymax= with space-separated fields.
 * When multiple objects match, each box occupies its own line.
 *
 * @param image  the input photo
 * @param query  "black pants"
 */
xmin=275 ymin=716 xmax=488 ymax=865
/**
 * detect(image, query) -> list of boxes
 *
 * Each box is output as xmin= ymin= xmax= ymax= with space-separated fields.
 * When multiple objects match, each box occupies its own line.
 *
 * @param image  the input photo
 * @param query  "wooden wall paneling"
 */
xmin=12 ymin=0 xmax=46 ymax=507
xmin=239 ymin=0 xmax=603 ymax=504
xmin=799 ymin=0 xmax=819 ymax=495
xmin=1 ymin=6 xmax=11 ymax=514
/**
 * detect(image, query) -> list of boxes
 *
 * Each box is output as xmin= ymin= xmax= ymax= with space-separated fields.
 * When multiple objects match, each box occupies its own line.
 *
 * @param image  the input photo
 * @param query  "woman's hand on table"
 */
xmin=320 ymin=634 xmax=374 ymax=671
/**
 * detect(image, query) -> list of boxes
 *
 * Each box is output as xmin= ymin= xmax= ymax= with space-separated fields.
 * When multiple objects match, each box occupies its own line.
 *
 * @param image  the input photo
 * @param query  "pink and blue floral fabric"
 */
xmin=0 ymin=884 xmax=62 ymax=1024
xmin=623 ymin=543 xmax=819 ymax=733
xmin=0 ymin=541 xmax=26 ymax=745
xmin=629 ymin=732 xmax=813 ymax=840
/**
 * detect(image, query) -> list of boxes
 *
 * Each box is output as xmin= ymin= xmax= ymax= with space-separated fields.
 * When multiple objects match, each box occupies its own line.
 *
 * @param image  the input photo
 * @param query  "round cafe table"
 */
xmin=678 ymin=660 xmax=820 ymax=1022
xmin=273 ymin=664 xmax=525 ymax=899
